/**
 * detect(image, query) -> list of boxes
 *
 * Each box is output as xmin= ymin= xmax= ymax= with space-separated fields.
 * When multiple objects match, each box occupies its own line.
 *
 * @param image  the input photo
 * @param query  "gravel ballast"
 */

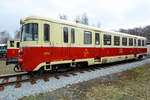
xmin=0 ymin=59 xmax=150 ymax=100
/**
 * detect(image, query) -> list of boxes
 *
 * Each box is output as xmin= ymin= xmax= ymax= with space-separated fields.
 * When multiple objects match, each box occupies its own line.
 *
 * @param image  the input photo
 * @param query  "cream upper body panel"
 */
xmin=7 ymin=40 xmax=20 ymax=49
xmin=20 ymin=16 xmax=147 ymax=48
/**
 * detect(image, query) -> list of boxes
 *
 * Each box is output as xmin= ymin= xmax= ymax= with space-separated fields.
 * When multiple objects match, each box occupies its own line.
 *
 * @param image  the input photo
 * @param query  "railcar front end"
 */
xmin=18 ymin=20 xmax=47 ymax=71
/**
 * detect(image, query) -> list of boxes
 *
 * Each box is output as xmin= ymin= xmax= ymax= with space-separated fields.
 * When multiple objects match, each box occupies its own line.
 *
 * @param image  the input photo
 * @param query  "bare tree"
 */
xmin=81 ymin=13 xmax=89 ymax=25
xmin=119 ymin=29 xmax=129 ymax=33
xmin=58 ymin=14 xmax=68 ymax=20
xmin=0 ymin=31 xmax=10 ymax=43
xmin=74 ymin=13 xmax=89 ymax=25
xmin=74 ymin=16 xmax=81 ymax=23
xmin=14 ymin=30 xmax=21 ymax=40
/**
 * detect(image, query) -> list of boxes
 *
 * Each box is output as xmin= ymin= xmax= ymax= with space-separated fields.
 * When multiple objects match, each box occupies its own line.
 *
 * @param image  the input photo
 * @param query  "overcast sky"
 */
xmin=0 ymin=0 xmax=150 ymax=36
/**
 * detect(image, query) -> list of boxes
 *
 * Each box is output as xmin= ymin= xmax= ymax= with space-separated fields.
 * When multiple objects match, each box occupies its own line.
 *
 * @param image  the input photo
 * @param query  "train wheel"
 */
xmin=38 ymin=67 xmax=45 ymax=76
xmin=52 ymin=65 xmax=58 ymax=72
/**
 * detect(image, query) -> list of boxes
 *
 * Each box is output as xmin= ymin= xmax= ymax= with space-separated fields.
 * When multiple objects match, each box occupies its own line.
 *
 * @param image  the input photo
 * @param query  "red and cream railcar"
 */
xmin=6 ymin=40 xmax=20 ymax=64
xmin=17 ymin=16 xmax=147 ymax=72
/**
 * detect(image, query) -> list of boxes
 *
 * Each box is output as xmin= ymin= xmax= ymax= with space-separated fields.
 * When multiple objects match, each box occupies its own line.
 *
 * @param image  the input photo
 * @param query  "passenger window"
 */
xmin=134 ymin=39 xmax=136 ymax=46
xmin=84 ymin=31 xmax=92 ymax=44
xmin=64 ymin=27 xmax=68 ymax=43
xmin=104 ymin=34 xmax=111 ymax=45
xmin=122 ymin=37 xmax=127 ymax=46
xmin=10 ymin=41 xmax=14 ymax=47
xmin=129 ymin=38 xmax=133 ymax=46
xmin=142 ymin=40 xmax=144 ymax=46
xmin=114 ymin=36 xmax=120 ymax=46
xmin=44 ymin=24 xmax=50 ymax=41
xmin=95 ymin=33 xmax=100 ymax=45
xmin=138 ymin=40 xmax=141 ymax=46
xmin=71 ymin=28 xmax=75 ymax=43
xmin=16 ymin=42 xmax=20 ymax=48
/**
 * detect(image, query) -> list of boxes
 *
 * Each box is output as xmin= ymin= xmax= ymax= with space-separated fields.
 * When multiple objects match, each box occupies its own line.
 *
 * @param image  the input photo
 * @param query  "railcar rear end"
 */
xmin=6 ymin=40 xmax=20 ymax=65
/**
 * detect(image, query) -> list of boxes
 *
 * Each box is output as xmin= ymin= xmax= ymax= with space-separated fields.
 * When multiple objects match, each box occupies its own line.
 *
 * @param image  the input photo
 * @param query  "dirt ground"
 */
xmin=20 ymin=63 xmax=150 ymax=100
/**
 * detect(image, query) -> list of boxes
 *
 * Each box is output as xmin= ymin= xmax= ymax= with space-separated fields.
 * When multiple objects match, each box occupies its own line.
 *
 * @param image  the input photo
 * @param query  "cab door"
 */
xmin=62 ymin=26 xmax=70 ymax=58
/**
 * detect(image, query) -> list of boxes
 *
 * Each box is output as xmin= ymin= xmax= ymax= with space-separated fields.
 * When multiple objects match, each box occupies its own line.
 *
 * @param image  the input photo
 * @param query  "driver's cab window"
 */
xmin=10 ymin=41 xmax=14 ymax=47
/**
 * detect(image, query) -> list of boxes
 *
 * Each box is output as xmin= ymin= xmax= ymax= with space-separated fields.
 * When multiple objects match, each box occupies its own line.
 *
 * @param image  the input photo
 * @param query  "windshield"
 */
xmin=21 ymin=23 xmax=38 ymax=41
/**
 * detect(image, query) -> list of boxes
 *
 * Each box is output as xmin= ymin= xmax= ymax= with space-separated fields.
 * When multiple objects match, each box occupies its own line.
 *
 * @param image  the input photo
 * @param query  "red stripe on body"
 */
xmin=20 ymin=47 xmax=147 ymax=71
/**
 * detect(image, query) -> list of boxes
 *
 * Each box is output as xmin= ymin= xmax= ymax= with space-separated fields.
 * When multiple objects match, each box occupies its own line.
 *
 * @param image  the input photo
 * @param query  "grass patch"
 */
xmin=83 ymin=63 xmax=150 ymax=100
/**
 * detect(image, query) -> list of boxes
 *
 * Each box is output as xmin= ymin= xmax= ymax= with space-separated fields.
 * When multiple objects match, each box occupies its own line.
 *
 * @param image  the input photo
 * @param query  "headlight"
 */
xmin=18 ymin=48 xmax=23 ymax=55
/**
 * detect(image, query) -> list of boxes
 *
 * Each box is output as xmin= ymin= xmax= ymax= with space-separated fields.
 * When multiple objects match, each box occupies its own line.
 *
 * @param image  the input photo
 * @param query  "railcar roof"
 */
xmin=24 ymin=16 xmax=146 ymax=39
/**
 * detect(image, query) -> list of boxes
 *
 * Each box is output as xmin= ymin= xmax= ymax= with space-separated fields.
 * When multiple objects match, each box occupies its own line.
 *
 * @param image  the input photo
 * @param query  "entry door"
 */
xmin=66 ymin=27 xmax=75 ymax=58
xmin=63 ymin=26 xmax=70 ymax=58
xmin=134 ymin=38 xmax=138 ymax=56
xmin=94 ymin=32 xmax=101 ymax=60
xmin=70 ymin=28 xmax=75 ymax=58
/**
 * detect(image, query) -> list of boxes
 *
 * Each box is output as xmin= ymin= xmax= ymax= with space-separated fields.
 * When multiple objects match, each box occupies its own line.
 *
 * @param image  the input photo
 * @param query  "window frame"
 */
xmin=16 ymin=42 xmax=20 ymax=48
xmin=129 ymin=38 xmax=133 ymax=46
xmin=63 ymin=27 xmax=68 ymax=43
xmin=103 ymin=34 xmax=111 ymax=45
xmin=114 ymin=36 xmax=120 ymax=46
xmin=10 ymin=41 xmax=14 ymax=47
xmin=138 ymin=39 xmax=141 ymax=46
xmin=134 ymin=39 xmax=136 ymax=46
xmin=71 ymin=28 xmax=75 ymax=43
xmin=122 ymin=37 xmax=127 ymax=46
xmin=21 ymin=23 xmax=38 ymax=41
xmin=142 ymin=40 xmax=144 ymax=46
xmin=84 ymin=31 xmax=92 ymax=44
xmin=44 ymin=24 xmax=50 ymax=42
xmin=95 ymin=33 xmax=100 ymax=45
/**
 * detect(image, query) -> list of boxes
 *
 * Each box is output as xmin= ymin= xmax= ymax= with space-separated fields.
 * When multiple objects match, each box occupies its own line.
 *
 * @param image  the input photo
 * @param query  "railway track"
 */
xmin=0 ymin=72 xmax=29 ymax=91
xmin=0 ymin=65 xmax=103 ymax=91
xmin=0 ymin=57 xmax=148 ymax=91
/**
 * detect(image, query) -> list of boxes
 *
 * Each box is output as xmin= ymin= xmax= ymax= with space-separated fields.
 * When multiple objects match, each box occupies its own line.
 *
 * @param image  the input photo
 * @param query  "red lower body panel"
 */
xmin=19 ymin=47 xmax=147 ymax=71
xmin=7 ymin=49 xmax=19 ymax=59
